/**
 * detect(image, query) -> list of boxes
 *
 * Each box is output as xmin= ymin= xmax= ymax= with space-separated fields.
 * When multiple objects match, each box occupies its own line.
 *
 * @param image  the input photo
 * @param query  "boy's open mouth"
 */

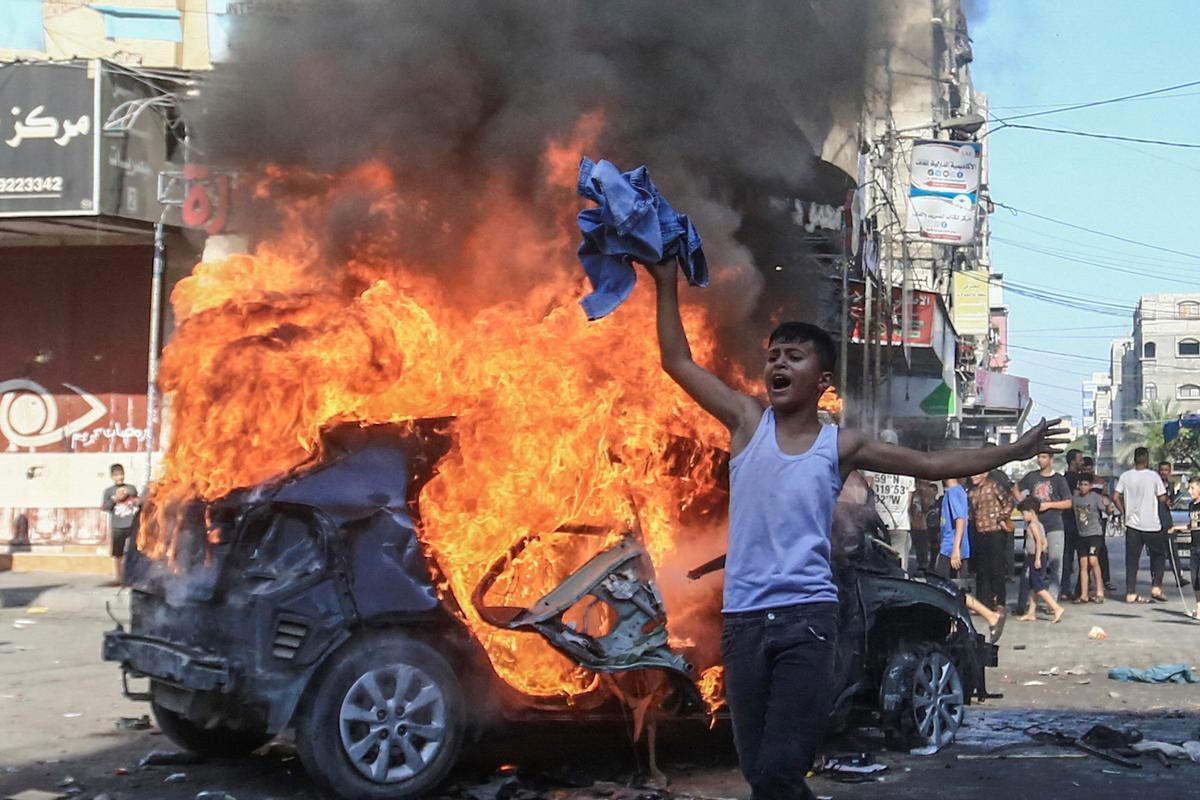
xmin=770 ymin=373 xmax=792 ymax=391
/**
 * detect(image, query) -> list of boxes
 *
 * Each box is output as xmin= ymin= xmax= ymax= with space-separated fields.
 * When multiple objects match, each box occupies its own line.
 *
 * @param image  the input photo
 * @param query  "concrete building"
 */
xmin=846 ymin=0 xmax=1028 ymax=447
xmin=1133 ymin=294 xmax=1200 ymax=412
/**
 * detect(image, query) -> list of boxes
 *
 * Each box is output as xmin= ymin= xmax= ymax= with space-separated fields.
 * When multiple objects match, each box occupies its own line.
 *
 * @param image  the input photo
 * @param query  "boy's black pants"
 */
xmin=722 ymin=602 xmax=839 ymax=800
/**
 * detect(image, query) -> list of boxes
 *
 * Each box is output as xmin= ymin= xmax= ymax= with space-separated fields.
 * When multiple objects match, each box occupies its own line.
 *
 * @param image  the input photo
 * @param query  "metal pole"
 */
xmin=144 ymin=220 xmax=166 ymax=483
xmin=840 ymin=257 xmax=849 ymax=413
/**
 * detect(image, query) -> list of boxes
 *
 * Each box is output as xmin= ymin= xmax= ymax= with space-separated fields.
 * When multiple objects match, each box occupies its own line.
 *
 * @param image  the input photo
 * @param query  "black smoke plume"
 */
xmin=193 ymin=0 xmax=883 ymax=357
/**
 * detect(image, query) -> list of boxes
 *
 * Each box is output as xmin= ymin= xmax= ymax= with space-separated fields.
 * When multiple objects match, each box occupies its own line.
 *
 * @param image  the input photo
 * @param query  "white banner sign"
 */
xmin=906 ymin=139 xmax=980 ymax=245
xmin=906 ymin=194 xmax=977 ymax=244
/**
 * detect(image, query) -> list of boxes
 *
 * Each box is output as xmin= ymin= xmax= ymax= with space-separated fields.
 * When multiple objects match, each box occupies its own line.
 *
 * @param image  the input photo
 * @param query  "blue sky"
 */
xmin=969 ymin=2 xmax=1200 ymax=423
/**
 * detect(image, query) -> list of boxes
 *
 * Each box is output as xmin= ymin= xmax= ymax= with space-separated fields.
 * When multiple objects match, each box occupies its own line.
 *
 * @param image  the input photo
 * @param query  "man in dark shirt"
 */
xmin=101 ymin=463 xmax=140 ymax=585
xmin=1179 ymin=476 xmax=1200 ymax=618
xmin=1017 ymin=454 xmax=1073 ymax=603
xmin=1158 ymin=461 xmax=1188 ymax=589
xmin=1060 ymin=449 xmax=1084 ymax=599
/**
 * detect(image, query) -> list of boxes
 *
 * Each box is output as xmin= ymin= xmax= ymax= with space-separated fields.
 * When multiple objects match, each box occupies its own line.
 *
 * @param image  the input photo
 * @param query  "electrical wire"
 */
xmin=994 ymin=79 xmax=1200 ymax=122
xmin=998 ymin=122 xmax=1200 ymax=150
xmin=991 ymin=202 xmax=1200 ymax=262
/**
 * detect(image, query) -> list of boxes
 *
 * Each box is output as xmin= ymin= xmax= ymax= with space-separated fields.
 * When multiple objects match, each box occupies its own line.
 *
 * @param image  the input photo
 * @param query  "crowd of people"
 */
xmin=866 ymin=445 xmax=1200 ymax=634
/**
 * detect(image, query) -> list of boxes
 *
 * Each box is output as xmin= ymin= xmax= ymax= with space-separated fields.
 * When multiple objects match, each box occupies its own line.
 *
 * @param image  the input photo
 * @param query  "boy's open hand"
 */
xmin=1013 ymin=417 xmax=1071 ymax=459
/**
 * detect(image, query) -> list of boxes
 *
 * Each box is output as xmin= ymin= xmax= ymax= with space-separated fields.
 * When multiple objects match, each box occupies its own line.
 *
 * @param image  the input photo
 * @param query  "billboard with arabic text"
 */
xmin=0 ymin=61 xmax=99 ymax=216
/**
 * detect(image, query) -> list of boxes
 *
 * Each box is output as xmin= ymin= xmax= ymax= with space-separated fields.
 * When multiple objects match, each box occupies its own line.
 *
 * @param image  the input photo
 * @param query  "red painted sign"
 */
xmin=847 ymin=280 xmax=936 ymax=347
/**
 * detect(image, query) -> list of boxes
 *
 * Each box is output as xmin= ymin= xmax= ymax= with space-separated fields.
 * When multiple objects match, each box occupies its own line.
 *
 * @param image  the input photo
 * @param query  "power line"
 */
xmin=991 ymin=237 xmax=1199 ymax=284
xmin=1006 ymin=343 xmax=1107 ymax=363
xmin=995 ymin=79 xmax=1200 ymax=122
xmin=992 ymin=202 xmax=1200 ymax=262
xmin=999 ymin=122 xmax=1200 ymax=150
xmin=988 ymin=89 xmax=1200 ymax=111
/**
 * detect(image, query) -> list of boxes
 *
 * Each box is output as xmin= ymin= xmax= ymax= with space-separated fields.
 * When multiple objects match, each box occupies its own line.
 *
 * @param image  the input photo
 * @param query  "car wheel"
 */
xmin=295 ymin=636 xmax=465 ymax=800
xmin=880 ymin=643 xmax=965 ymax=751
xmin=151 ymin=702 xmax=273 ymax=757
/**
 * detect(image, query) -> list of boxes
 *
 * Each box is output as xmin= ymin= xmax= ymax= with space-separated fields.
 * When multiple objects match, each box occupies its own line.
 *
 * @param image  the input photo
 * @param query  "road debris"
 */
xmin=1108 ymin=664 xmax=1199 ymax=684
xmin=115 ymin=715 xmax=152 ymax=731
xmin=1131 ymin=740 xmax=1200 ymax=763
xmin=12 ymin=619 xmax=37 ymax=629
xmin=1021 ymin=680 xmax=1046 ymax=686
xmin=139 ymin=750 xmax=203 ymax=768
xmin=4 ymin=791 xmax=65 ymax=800
xmin=25 ymin=607 xmax=48 ymax=614
xmin=165 ymin=772 xmax=189 ymax=783
xmin=1087 ymin=626 xmax=1106 ymax=640
xmin=194 ymin=793 xmax=238 ymax=800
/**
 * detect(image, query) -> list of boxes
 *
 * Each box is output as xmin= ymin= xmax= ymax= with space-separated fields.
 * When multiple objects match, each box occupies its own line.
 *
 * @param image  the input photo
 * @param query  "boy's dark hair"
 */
xmin=110 ymin=463 xmax=124 ymax=475
xmin=1158 ymin=460 xmax=1171 ymax=470
xmin=1078 ymin=473 xmax=1095 ymax=484
xmin=1018 ymin=496 xmax=1041 ymax=513
xmin=1190 ymin=476 xmax=1200 ymax=487
xmin=1066 ymin=448 xmax=1082 ymax=465
xmin=1082 ymin=456 xmax=1095 ymax=467
xmin=768 ymin=322 xmax=836 ymax=372
xmin=1134 ymin=447 xmax=1150 ymax=465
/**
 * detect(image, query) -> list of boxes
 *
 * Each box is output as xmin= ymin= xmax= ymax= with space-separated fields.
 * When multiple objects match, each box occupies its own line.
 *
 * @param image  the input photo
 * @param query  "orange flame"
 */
xmin=144 ymin=123 xmax=755 ymax=700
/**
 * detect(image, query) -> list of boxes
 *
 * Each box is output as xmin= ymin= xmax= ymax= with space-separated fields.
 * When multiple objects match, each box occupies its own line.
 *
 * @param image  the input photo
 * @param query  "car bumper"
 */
xmin=103 ymin=629 xmax=233 ymax=693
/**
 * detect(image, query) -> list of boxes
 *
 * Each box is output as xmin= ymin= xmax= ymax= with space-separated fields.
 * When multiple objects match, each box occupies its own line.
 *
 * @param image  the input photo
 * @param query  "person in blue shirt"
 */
xmin=645 ymin=262 xmax=1064 ymax=800
xmin=938 ymin=477 xmax=1005 ymax=639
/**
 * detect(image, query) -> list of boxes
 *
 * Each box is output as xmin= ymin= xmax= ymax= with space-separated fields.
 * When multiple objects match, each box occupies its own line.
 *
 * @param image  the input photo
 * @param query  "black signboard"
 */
xmin=0 ymin=61 xmax=98 ymax=216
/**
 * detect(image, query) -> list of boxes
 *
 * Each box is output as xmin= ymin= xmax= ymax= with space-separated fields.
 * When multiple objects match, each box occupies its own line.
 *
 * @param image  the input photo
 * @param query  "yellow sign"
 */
xmin=953 ymin=271 xmax=990 ymax=337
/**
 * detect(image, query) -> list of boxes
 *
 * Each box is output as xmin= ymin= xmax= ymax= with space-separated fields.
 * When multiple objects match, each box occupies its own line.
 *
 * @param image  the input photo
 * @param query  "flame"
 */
xmin=698 ymin=665 xmax=726 ymax=726
xmin=144 ymin=121 xmax=754 ymax=700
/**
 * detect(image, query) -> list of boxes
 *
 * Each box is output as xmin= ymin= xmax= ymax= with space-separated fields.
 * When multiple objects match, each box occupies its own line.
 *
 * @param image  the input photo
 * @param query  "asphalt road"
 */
xmin=2 ymin=544 xmax=1199 ymax=800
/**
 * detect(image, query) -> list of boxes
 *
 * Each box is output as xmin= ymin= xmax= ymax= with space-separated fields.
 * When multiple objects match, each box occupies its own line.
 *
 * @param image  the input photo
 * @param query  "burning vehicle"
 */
xmin=104 ymin=420 xmax=997 ymax=800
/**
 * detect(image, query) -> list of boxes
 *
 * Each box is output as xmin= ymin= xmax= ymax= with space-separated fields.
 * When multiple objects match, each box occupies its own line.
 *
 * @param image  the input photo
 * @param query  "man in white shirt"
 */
xmin=865 ymin=431 xmax=917 ymax=575
xmin=1114 ymin=447 xmax=1169 ymax=604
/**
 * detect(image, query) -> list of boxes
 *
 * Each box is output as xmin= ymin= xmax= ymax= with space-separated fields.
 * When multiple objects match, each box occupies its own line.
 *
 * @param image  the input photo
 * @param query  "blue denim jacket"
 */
xmin=575 ymin=157 xmax=708 ymax=320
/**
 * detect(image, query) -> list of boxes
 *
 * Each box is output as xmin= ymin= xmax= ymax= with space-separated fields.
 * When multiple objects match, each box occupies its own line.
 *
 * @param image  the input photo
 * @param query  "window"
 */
xmin=1180 ymin=384 xmax=1200 ymax=399
xmin=1179 ymin=301 xmax=1200 ymax=319
xmin=1179 ymin=339 xmax=1200 ymax=356
xmin=1145 ymin=383 xmax=1158 ymax=400
xmin=1143 ymin=341 xmax=1157 ymax=358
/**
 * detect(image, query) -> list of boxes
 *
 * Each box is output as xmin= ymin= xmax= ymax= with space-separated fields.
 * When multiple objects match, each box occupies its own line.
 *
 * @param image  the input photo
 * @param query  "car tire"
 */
xmin=880 ymin=642 xmax=965 ymax=751
xmin=294 ymin=635 xmax=465 ymax=800
xmin=151 ymin=702 xmax=273 ymax=757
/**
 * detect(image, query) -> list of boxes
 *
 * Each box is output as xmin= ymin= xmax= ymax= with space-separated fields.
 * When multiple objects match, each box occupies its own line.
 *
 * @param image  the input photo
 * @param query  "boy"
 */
xmin=644 ymin=263 xmax=1065 ymax=800
xmin=1173 ymin=476 xmax=1200 ymax=618
xmin=1016 ymin=495 xmax=1066 ymax=623
xmin=101 ymin=463 xmax=140 ymax=585
xmin=1072 ymin=474 xmax=1105 ymax=603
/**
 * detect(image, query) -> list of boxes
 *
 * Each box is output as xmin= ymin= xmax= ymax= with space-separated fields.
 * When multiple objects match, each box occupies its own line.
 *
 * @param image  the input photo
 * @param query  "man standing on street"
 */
xmin=1060 ymin=449 xmax=1084 ymax=600
xmin=865 ymin=430 xmax=917 ymax=575
xmin=1158 ymin=461 xmax=1188 ymax=589
xmin=101 ymin=463 xmax=140 ymax=586
xmin=1017 ymin=453 xmax=1073 ymax=602
xmin=969 ymin=470 xmax=1014 ymax=613
xmin=1114 ymin=448 xmax=1169 ymax=603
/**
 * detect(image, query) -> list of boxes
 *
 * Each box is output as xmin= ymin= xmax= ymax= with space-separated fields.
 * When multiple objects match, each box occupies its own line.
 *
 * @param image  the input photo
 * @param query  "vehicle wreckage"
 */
xmin=104 ymin=421 xmax=997 ymax=799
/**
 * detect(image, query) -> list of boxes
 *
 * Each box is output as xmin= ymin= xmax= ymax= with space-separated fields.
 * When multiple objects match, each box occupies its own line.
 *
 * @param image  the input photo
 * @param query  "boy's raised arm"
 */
xmin=647 ymin=264 xmax=762 ymax=438
xmin=839 ymin=417 xmax=1069 ymax=481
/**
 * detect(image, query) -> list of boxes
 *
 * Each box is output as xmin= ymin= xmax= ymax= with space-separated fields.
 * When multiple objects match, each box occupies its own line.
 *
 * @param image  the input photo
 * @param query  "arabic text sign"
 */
xmin=906 ymin=193 xmax=976 ymax=244
xmin=0 ymin=61 xmax=97 ymax=215
xmin=909 ymin=140 xmax=981 ymax=195
xmin=952 ymin=271 xmax=991 ymax=336
xmin=906 ymin=138 xmax=980 ymax=245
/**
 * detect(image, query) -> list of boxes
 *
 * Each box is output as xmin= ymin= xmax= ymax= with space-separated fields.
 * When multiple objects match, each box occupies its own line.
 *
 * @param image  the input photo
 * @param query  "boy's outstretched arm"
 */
xmin=646 ymin=263 xmax=762 ymax=442
xmin=839 ymin=417 xmax=1070 ymax=482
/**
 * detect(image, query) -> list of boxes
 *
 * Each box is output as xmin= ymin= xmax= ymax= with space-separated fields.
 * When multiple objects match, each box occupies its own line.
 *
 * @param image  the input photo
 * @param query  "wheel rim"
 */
xmin=911 ymin=651 xmax=964 ymax=747
xmin=338 ymin=663 xmax=448 ymax=783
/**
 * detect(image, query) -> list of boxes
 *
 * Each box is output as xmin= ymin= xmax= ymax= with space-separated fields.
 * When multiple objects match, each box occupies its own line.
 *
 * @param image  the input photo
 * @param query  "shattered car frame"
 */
xmin=103 ymin=422 xmax=996 ymax=800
